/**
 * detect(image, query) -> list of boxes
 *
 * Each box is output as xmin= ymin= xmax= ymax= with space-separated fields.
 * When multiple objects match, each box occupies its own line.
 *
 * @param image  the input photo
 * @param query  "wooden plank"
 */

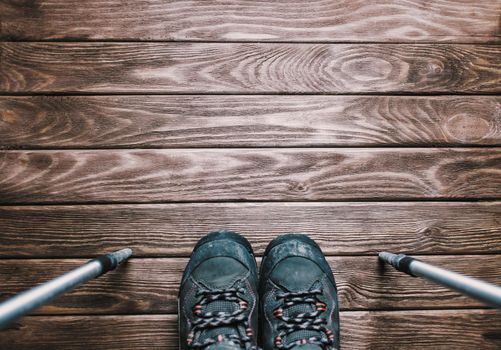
xmin=1 ymin=256 xmax=500 ymax=314
xmin=1 ymin=96 xmax=500 ymax=149
xmin=341 ymin=309 xmax=501 ymax=349
xmin=1 ymin=1 xmax=500 ymax=42
xmin=1 ymin=202 xmax=500 ymax=257
xmin=1 ymin=43 xmax=500 ymax=93
xmin=0 ymin=149 xmax=499 ymax=203
xmin=1 ymin=310 xmax=500 ymax=349
xmin=1 ymin=315 xmax=177 ymax=350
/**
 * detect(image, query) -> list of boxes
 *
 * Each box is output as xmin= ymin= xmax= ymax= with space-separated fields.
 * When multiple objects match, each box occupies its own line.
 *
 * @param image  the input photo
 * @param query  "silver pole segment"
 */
xmin=379 ymin=252 xmax=501 ymax=309
xmin=410 ymin=259 xmax=501 ymax=308
xmin=0 ymin=248 xmax=132 ymax=330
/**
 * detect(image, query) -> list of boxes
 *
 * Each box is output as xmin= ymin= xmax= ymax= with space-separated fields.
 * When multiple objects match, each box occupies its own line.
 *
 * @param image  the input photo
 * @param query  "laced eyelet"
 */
xmin=187 ymin=288 xmax=259 ymax=349
xmin=273 ymin=308 xmax=283 ymax=317
xmin=274 ymin=336 xmax=282 ymax=346
xmin=187 ymin=332 xmax=194 ymax=345
xmin=192 ymin=304 xmax=203 ymax=315
xmin=316 ymin=302 xmax=326 ymax=311
xmin=272 ymin=289 xmax=333 ymax=350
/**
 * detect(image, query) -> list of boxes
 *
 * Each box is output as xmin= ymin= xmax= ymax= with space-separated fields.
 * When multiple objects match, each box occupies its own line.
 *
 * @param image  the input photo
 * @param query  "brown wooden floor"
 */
xmin=1 ymin=1 xmax=501 ymax=349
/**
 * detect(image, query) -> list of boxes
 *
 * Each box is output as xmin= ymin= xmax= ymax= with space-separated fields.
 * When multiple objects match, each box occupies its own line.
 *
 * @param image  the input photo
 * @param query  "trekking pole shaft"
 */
xmin=410 ymin=259 xmax=501 ymax=308
xmin=0 ymin=248 xmax=132 ymax=330
xmin=379 ymin=252 xmax=501 ymax=308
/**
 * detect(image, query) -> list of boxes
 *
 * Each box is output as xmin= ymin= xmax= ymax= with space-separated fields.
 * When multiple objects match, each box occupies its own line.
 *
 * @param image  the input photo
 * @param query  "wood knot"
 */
xmin=0 ymin=110 xmax=17 ymax=124
xmin=287 ymin=181 xmax=309 ymax=192
xmin=30 ymin=154 xmax=53 ymax=169
xmin=444 ymin=113 xmax=492 ymax=143
xmin=418 ymin=61 xmax=444 ymax=76
xmin=430 ymin=63 xmax=443 ymax=74
xmin=417 ymin=226 xmax=441 ymax=238
xmin=341 ymin=56 xmax=393 ymax=82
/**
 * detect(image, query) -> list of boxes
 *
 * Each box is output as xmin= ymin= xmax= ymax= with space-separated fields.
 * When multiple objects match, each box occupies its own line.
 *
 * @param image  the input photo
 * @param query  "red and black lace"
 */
xmin=187 ymin=287 xmax=260 ymax=349
xmin=272 ymin=289 xmax=336 ymax=350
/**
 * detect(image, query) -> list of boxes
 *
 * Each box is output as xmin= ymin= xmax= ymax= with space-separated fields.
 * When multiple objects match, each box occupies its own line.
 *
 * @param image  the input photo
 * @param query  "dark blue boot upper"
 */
xmin=179 ymin=231 xmax=259 ymax=350
xmin=259 ymin=234 xmax=340 ymax=350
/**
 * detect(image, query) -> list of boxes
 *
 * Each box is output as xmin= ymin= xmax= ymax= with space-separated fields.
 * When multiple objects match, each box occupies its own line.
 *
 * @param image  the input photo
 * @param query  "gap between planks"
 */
xmin=1 ymin=255 xmax=500 ymax=313
xmin=2 ymin=40 xmax=501 ymax=44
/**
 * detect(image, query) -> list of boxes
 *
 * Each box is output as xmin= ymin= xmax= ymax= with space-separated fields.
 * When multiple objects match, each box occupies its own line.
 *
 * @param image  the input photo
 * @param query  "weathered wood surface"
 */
xmin=341 ymin=309 xmax=501 ymax=349
xmin=1 ymin=0 xmax=500 ymax=42
xmin=0 ymin=0 xmax=499 ymax=348
xmin=1 ymin=256 xmax=500 ymax=313
xmin=1 ymin=310 xmax=500 ymax=349
xmin=1 ymin=43 xmax=500 ymax=93
xmin=0 ymin=149 xmax=499 ymax=203
xmin=1 ymin=96 xmax=500 ymax=149
xmin=1 ymin=202 xmax=500 ymax=257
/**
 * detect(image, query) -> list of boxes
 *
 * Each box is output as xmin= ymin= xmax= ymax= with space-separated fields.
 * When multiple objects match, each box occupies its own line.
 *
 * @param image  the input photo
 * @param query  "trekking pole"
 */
xmin=379 ymin=252 xmax=501 ymax=308
xmin=0 ymin=248 xmax=132 ymax=330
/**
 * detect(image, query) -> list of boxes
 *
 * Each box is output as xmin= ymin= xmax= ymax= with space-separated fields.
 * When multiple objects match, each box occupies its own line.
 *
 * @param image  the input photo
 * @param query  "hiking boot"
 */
xmin=179 ymin=231 xmax=259 ymax=349
xmin=259 ymin=234 xmax=340 ymax=350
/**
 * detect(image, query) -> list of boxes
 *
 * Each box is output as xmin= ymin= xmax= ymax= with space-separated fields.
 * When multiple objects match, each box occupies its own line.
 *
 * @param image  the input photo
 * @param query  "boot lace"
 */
xmin=187 ymin=287 xmax=261 ymax=349
xmin=272 ymin=289 xmax=336 ymax=349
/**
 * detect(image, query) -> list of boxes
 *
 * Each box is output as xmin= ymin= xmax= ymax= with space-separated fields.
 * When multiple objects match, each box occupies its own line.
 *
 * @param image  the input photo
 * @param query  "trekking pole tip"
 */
xmin=378 ymin=251 xmax=404 ymax=269
xmin=378 ymin=251 xmax=395 ymax=261
xmin=109 ymin=248 xmax=133 ymax=265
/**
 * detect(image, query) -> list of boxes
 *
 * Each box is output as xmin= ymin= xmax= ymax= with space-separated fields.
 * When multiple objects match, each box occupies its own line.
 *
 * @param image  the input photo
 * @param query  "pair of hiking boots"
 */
xmin=179 ymin=231 xmax=340 ymax=350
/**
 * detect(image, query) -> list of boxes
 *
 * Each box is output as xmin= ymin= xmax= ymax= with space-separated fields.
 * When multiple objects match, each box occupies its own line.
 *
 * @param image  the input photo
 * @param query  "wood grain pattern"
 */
xmin=0 ymin=149 xmax=499 ymax=203
xmin=1 ymin=202 xmax=500 ymax=257
xmin=1 ymin=96 xmax=500 ymax=149
xmin=340 ymin=309 xmax=501 ymax=349
xmin=1 ymin=0 xmax=500 ymax=42
xmin=0 ymin=1 xmax=499 ymax=349
xmin=1 ymin=43 xmax=500 ymax=93
xmin=1 ymin=256 xmax=500 ymax=314
xmin=1 ymin=311 xmax=500 ymax=349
